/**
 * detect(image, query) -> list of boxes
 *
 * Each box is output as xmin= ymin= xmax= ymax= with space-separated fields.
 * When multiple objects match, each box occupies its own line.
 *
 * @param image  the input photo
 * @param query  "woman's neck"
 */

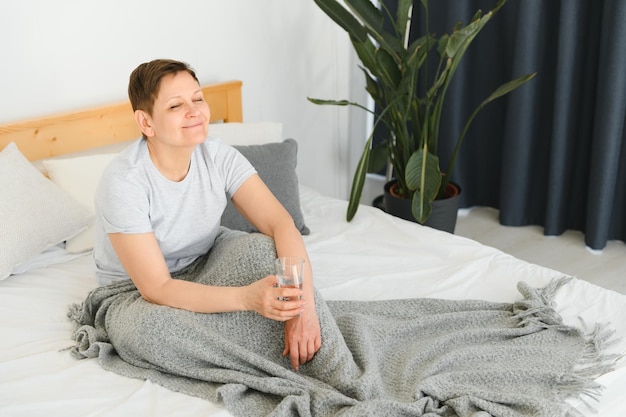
xmin=146 ymin=139 xmax=194 ymax=182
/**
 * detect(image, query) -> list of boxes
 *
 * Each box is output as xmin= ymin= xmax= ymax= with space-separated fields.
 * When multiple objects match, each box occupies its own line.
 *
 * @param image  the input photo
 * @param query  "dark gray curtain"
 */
xmin=411 ymin=0 xmax=626 ymax=250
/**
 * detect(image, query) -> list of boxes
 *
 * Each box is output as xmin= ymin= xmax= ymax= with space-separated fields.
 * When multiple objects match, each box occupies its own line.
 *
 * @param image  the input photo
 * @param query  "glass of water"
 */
xmin=275 ymin=256 xmax=304 ymax=301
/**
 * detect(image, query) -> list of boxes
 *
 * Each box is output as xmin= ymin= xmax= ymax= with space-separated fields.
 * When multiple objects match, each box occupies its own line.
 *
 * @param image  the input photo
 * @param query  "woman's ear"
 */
xmin=134 ymin=110 xmax=155 ymax=138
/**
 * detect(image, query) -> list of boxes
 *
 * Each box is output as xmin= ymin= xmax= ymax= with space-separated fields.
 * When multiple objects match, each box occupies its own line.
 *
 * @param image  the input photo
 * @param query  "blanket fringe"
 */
xmin=514 ymin=277 xmax=622 ymax=417
xmin=67 ymin=301 xmax=84 ymax=329
xmin=66 ymin=299 xmax=112 ymax=359
xmin=58 ymin=302 xmax=85 ymax=354
xmin=64 ymin=281 xmax=138 ymax=359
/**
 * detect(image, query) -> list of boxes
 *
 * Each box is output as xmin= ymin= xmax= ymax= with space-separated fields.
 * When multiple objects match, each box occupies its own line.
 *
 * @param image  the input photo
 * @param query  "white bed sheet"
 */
xmin=1 ymin=186 xmax=625 ymax=417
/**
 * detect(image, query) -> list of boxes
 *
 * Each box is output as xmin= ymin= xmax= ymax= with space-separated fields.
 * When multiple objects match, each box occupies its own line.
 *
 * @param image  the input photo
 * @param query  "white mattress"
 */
xmin=1 ymin=186 xmax=625 ymax=417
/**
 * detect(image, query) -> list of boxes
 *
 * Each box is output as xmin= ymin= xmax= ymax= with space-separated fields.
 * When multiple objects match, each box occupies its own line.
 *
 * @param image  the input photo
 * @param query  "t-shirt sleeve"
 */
xmin=95 ymin=162 xmax=153 ymax=235
xmin=209 ymin=141 xmax=256 ymax=198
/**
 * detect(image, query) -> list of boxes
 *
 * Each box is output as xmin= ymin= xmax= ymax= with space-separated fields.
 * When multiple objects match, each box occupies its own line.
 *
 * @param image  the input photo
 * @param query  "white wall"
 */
xmin=0 ymin=0 xmax=370 ymax=200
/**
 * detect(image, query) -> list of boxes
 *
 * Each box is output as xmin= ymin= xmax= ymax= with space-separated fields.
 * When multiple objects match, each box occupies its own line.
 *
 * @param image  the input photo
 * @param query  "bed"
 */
xmin=1 ymin=80 xmax=625 ymax=417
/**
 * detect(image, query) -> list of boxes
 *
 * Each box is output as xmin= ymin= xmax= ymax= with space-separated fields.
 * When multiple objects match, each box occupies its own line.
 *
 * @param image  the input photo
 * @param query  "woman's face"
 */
xmin=144 ymin=71 xmax=211 ymax=148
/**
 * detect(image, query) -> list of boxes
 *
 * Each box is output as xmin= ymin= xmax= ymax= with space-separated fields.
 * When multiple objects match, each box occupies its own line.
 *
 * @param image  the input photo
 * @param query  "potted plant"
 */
xmin=309 ymin=0 xmax=536 ymax=231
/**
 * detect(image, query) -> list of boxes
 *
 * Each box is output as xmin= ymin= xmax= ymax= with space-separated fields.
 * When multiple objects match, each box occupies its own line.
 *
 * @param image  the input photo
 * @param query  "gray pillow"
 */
xmin=221 ymin=139 xmax=310 ymax=235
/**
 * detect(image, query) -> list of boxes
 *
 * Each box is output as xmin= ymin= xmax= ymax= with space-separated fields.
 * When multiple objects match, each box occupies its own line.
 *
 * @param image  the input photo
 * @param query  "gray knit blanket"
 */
xmin=68 ymin=229 xmax=616 ymax=417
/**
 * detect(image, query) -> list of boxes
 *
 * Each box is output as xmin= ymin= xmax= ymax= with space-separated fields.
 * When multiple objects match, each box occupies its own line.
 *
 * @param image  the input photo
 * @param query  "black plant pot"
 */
xmin=379 ymin=180 xmax=462 ymax=233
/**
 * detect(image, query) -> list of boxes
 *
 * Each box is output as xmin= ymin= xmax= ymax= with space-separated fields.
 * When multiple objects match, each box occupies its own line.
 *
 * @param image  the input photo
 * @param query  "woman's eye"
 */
xmin=170 ymin=103 xmax=181 ymax=109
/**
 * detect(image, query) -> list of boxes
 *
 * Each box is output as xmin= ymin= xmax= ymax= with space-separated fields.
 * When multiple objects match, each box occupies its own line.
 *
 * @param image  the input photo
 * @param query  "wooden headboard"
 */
xmin=0 ymin=80 xmax=243 ymax=162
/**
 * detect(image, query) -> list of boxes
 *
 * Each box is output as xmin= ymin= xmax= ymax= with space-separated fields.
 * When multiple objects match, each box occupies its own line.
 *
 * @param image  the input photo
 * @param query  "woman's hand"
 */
xmin=243 ymin=275 xmax=304 ymax=321
xmin=230 ymin=174 xmax=321 ymax=370
xmin=283 ymin=303 xmax=321 ymax=371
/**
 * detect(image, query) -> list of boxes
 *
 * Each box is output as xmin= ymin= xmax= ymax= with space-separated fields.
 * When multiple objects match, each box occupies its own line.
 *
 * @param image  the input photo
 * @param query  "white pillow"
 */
xmin=0 ymin=143 xmax=92 ymax=280
xmin=42 ymin=153 xmax=118 ymax=253
xmin=208 ymin=122 xmax=283 ymax=146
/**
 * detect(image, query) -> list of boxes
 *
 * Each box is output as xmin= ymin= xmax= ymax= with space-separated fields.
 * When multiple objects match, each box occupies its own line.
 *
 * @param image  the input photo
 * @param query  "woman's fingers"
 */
xmin=270 ymin=298 xmax=304 ymax=321
xmin=286 ymin=331 xmax=316 ymax=371
xmin=289 ymin=343 xmax=300 ymax=371
xmin=246 ymin=276 xmax=304 ymax=320
xmin=274 ymin=287 xmax=303 ymax=303
xmin=307 ymin=338 xmax=317 ymax=362
xmin=270 ymin=286 xmax=304 ymax=318
xmin=283 ymin=308 xmax=322 ymax=371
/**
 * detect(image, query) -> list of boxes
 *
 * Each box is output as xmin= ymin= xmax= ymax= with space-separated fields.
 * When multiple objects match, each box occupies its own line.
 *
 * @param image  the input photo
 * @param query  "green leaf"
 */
xmin=307 ymin=97 xmax=374 ymax=117
xmin=368 ymin=141 xmax=388 ymax=173
xmin=407 ymin=35 xmax=431 ymax=68
xmin=347 ymin=136 xmax=372 ymax=221
xmin=345 ymin=91 xmax=410 ymax=221
xmin=411 ymin=191 xmax=431 ymax=223
xmin=353 ymin=37 xmax=379 ymax=76
xmin=314 ymin=0 xmax=367 ymax=42
xmin=425 ymin=57 xmax=452 ymax=101
xmin=445 ymin=12 xmax=492 ymax=58
xmin=344 ymin=0 xmax=403 ymax=64
xmin=471 ymin=9 xmax=483 ymax=21
xmin=481 ymin=72 xmax=537 ymax=105
xmin=405 ymin=149 xmax=441 ymax=196
xmin=307 ymin=98 xmax=351 ymax=106
xmin=361 ymin=67 xmax=383 ymax=104
xmin=346 ymin=0 xmax=384 ymax=35
xmin=396 ymin=0 xmax=413 ymax=46
xmin=405 ymin=149 xmax=441 ymax=222
xmin=375 ymin=48 xmax=401 ymax=89
xmin=379 ymin=31 xmax=405 ymax=60
xmin=437 ymin=33 xmax=449 ymax=57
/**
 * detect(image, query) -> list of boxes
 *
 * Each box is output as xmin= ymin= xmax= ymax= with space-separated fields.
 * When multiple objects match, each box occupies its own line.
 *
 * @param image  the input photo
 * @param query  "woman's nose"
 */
xmin=185 ymin=102 xmax=199 ymax=117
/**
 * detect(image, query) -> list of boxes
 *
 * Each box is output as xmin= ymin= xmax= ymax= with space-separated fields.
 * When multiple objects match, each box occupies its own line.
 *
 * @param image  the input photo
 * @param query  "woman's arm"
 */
xmin=108 ymin=232 xmax=304 ymax=321
xmin=231 ymin=174 xmax=322 ymax=371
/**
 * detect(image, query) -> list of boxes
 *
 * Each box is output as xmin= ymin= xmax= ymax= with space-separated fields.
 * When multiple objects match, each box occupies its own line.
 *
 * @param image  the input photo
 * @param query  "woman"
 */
xmin=93 ymin=59 xmax=321 ymax=371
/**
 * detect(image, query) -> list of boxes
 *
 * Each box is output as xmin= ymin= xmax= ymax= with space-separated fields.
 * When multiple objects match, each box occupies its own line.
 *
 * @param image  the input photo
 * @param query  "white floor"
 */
xmin=454 ymin=206 xmax=626 ymax=295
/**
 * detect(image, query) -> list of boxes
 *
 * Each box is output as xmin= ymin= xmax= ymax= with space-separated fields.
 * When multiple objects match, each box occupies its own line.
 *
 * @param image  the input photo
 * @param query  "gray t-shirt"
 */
xmin=93 ymin=137 xmax=255 ymax=286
